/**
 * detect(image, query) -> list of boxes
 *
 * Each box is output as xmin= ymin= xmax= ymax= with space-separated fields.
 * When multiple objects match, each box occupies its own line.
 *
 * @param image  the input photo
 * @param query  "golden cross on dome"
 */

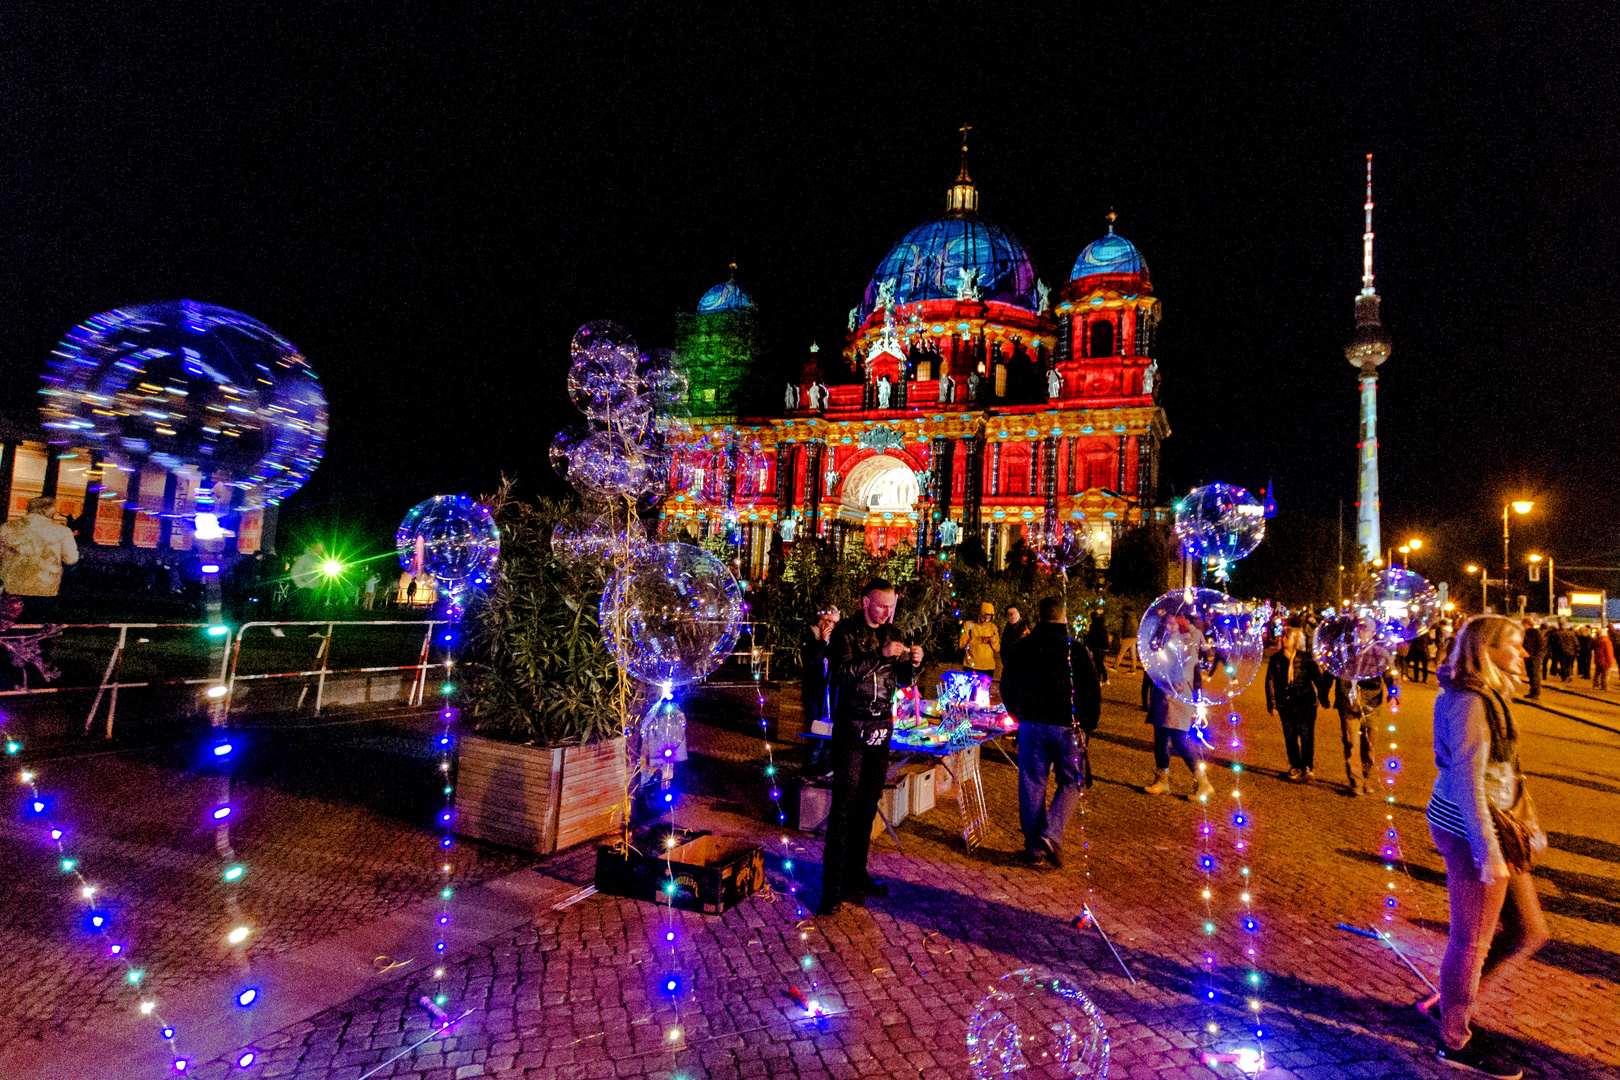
xmin=958 ymin=122 xmax=973 ymax=150
xmin=1106 ymin=208 xmax=1117 ymax=234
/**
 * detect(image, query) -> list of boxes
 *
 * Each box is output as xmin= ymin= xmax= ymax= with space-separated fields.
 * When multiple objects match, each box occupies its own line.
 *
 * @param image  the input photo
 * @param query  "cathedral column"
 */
xmin=775 ymin=442 xmax=798 ymax=520
xmin=802 ymin=441 xmax=824 ymax=539
xmin=961 ymin=436 xmax=983 ymax=543
xmin=989 ymin=441 xmax=1001 ymax=496
xmin=1042 ymin=437 xmax=1058 ymax=531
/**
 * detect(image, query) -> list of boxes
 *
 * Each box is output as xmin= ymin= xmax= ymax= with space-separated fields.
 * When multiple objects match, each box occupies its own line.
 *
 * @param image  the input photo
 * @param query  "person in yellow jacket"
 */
xmin=959 ymin=601 xmax=1001 ymax=674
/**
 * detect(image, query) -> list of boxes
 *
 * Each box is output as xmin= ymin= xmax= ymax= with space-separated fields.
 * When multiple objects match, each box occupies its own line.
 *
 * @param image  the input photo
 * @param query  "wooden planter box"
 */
xmin=454 ymin=734 xmax=627 ymax=855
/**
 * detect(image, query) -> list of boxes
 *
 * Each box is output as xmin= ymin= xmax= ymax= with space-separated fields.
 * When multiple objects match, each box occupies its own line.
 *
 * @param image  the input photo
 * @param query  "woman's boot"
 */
xmin=1142 ymin=768 xmax=1172 ymax=795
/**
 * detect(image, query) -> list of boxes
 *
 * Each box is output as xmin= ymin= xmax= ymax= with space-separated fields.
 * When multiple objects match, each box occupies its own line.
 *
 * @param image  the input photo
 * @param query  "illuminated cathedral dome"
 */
xmin=696 ymin=272 xmax=753 ymax=314
xmin=858 ymin=217 xmax=1039 ymax=323
xmin=1070 ymin=218 xmax=1151 ymax=290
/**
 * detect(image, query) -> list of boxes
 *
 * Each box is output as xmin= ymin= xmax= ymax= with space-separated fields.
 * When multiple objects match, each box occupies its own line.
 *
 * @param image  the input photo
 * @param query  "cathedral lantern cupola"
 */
xmin=945 ymin=123 xmax=979 ymax=217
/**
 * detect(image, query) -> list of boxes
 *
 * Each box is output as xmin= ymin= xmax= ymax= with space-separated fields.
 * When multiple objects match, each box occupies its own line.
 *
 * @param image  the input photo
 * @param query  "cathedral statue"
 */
xmin=847 ymin=306 xmax=859 ymax=332
xmin=876 ymin=375 xmax=891 ymax=409
xmin=1142 ymin=360 xmax=1158 ymax=395
xmin=938 ymin=518 xmax=961 ymax=547
xmin=955 ymin=267 xmax=982 ymax=302
xmin=1035 ymin=279 xmax=1049 ymax=314
xmin=1047 ymin=366 xmax=1063 ymax=400
xmin=785 ymin=383 xmax=800 ymax=410
xmin=778 ymin=516 xmax=798 ymax=542
xmin=937 ymin=372 xmax=953 ymax=403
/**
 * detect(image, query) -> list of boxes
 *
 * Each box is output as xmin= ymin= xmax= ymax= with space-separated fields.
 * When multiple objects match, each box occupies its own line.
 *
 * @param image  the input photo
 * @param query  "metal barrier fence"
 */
xmin=0 ymin=620 xmax=448 ymax=737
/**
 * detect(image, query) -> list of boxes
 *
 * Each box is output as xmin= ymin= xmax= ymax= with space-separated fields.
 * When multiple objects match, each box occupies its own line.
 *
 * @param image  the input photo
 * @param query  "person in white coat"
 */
xmin=0 ymin=497 xmax=79 ymax=622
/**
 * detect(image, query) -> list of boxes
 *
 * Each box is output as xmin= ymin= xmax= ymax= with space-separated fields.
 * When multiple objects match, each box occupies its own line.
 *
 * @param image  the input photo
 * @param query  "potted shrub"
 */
xmin=458 ymin=490 xmax=628 ymax=855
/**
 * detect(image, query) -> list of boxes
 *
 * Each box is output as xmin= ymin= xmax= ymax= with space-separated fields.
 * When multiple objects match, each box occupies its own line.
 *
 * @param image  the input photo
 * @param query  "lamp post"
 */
xmin=1397 ymin=545 xmax=1410 ymax=567
xmin=1466 ymin=564 xmax=1485 ymax=613
xmin=1503 ymin=501 xmax=1533 ymax=613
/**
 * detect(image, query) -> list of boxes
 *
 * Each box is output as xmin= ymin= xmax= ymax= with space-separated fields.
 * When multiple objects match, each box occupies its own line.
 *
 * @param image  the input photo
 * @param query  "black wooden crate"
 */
xmin=595 ymin=829 xmax=765 ymax=914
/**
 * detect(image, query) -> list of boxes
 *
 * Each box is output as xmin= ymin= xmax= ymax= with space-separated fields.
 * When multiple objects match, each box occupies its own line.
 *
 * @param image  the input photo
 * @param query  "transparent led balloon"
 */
xmin=568 ymin=430 xmax=653 ymax=501
xmin=732 ymin=441 xmax=773 ymax=507
xmin=1039 ymin=522 xmax=1089 ymax=572
xmin=1352 ymin=568 xmax=1441 ymax=646
xmin=1174 ymin=483 xmax=1266 ymax=564
xmin=395 ymin=495 xmax=501 ymax=591
xmin=549 ymin=425 xmax=587 ymax=483
xmin=40 ymin=300 xmax=328 ymax=509
xmin=549 ymin=508 xmax=646 ymax=564
xmin=1312 ymin=611 xmax=1397 ymax=680
xmin=599 ymin=543 xmax=744 ymax=687
xmin=1137 ymin=587 xmax=1264 ymax=707
xmin=966 ymin=968 xmax=1109 ymax=1080
xmin=570 ymin=319 xmax=637 ymax=361
xmin=641 ymin=696 xmax=687 ymax=765
xmin=568 ymin=339 xmax=643 ymax=423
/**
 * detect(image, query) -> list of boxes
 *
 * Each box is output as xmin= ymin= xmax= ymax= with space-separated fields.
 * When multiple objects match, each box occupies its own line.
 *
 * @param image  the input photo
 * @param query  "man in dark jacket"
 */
xmin=1000 ymin=604 xmax=1029 ymax=657
xmin=1521 ymin=617 xmax=1545 ymax=699
xmin=818 ymin=578 xmax=922 ymax=915
xmin=1001 ymin=596 xmax=1101 ymax=868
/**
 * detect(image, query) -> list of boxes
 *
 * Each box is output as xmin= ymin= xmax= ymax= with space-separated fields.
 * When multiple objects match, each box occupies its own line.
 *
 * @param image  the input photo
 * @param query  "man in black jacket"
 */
xmin=818 ymin=578 xmax=922 ymax=915
xmin=1001 ymin=595 xmax=1101 ymax=868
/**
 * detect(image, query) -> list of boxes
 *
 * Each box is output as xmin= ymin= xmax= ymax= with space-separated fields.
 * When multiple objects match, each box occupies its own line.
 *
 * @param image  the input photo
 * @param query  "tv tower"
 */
xmin=1345 ymin=154 xmax=1390 ymax=565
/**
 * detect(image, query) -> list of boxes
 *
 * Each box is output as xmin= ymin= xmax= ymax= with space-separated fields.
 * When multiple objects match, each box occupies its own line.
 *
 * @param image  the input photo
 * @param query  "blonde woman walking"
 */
xmin=1422 ymin=615 xmax=1549 ymax=1078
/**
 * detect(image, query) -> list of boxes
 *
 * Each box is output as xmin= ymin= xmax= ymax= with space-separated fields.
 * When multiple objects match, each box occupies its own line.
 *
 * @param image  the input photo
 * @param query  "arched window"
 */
xmin=1088 ymin=319 xmax=1114 ymax=358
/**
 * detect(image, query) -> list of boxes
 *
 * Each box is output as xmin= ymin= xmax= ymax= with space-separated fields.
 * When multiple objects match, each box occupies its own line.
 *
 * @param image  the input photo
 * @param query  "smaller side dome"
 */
xmin=697 ymin=278 xmax=753 ymax=314
xmin=1070 ymin=232 xmax=1148 ymax=284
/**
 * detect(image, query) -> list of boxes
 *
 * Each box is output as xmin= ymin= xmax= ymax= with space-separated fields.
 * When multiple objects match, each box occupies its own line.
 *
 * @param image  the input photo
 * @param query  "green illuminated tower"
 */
xmin=676 ymin=265 xmax=759 ymax=418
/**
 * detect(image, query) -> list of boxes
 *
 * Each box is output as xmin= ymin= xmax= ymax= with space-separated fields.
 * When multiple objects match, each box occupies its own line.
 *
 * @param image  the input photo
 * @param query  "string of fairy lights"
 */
xmin=429 ymin=622 xmax=462 ymax=1031
xmin=5 ymin=716 xmax=267 ymax=1073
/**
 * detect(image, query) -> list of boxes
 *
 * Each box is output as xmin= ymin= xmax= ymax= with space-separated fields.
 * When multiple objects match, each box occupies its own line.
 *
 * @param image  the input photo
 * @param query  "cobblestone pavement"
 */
xmin=8 ymin=667 xmax=1619 ymax=1079
xmin=0 ymin=717 xmax=538 ymax=1049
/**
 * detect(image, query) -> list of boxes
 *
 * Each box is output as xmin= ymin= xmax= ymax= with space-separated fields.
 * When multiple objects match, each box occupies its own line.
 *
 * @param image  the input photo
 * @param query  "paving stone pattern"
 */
xmin=6 ymin=672 xmax=1618 ymax=1078
xmin=179 ymin=675 xmax=1617 ymax=1079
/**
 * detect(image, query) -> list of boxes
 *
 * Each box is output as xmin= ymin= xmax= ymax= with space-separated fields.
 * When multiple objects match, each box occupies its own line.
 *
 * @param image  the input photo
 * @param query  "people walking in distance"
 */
xmin=1000 ymin=603 xmax=1028 ymax=656
xmin=1001 ymin=596 xmax=1100 ymax=868
xmin=1422 ymin=615 xmax=1547 ymax=1079
xmin=959 ymin=601 xmax=1000 ymax=677
xmin=1575 ymin=625 xmax=1594 ymax=681
xmin=1519 ymin=617 xmax=1544 ymax=700
xmin=1139 ymin=672 xmax=1215 ymax=801
xmin=1114 ymin=604 xmax=1141 ymax=674
xmin=1335 ymin=667 xmax=1397 ymax=796
xmin=1084 ymin=608 xmax=1111 ymax=683
xmin=1592 ymin=626 xmax=1615 ymax=692
xmin=1265 ymin=628 xmax=1330 ymax=781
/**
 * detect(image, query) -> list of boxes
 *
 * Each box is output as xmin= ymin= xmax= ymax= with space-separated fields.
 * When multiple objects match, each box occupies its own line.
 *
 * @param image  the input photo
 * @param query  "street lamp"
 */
xmin=1466 ymin=564 xmax=1486 ymax=613
xmin=1397 ymin=545 xmax=1411 ymax=567
xmin=1503 ymin=501 xmax=1533 ymax=615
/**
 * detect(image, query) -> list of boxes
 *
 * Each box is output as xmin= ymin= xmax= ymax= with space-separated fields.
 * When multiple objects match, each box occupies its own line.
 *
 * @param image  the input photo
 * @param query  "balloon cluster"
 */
xmin=549 ymin=321 xmax=745 ymax=688
xmin=1313 ymin=567 xmax=1441 ymax=679
xmin=1136 ymin=483 xmax=1271 ymax=707
xmin=551 ymin=322 xmax=693 ymax=502
xmin=396 ymin=495 xmax=501 ymax=613
xmin=40 ymin=300 xmax=328 ymax=510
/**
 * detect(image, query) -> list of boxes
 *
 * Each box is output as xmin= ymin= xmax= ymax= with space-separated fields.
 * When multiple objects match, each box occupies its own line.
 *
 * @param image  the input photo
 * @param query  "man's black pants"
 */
xmin=819 ymin=718 xmax=890 ymax=907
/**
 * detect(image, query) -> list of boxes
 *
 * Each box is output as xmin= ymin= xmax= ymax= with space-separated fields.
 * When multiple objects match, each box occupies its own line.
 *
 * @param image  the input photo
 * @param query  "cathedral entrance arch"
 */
xmin=837 ymin=455 xmax=920 ymax=556
xmin=839 ymin=455 xmax=919 ymax=518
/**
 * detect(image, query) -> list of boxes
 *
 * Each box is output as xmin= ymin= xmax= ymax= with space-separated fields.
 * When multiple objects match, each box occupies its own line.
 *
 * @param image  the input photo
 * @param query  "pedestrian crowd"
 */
xmin=797 ymin=590 xmax=1616 ymax=1078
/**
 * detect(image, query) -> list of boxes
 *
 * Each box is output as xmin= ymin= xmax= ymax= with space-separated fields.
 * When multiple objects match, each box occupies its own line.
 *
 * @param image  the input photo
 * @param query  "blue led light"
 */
xmin=237 ymin=988 xmax=258 ymax=1007
xmin=212 ymin=806 xmax=233 ymax=820
xmin=237 ymin=1051 xmax=256 ymax=1068
xmin=213 ymin=743 xmax=233 ymax=757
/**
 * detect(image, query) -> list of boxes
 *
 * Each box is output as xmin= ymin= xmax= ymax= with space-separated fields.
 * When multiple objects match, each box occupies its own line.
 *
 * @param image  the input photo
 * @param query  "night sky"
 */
xmin=4 ymin=4 xmax=1617 ymax=593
